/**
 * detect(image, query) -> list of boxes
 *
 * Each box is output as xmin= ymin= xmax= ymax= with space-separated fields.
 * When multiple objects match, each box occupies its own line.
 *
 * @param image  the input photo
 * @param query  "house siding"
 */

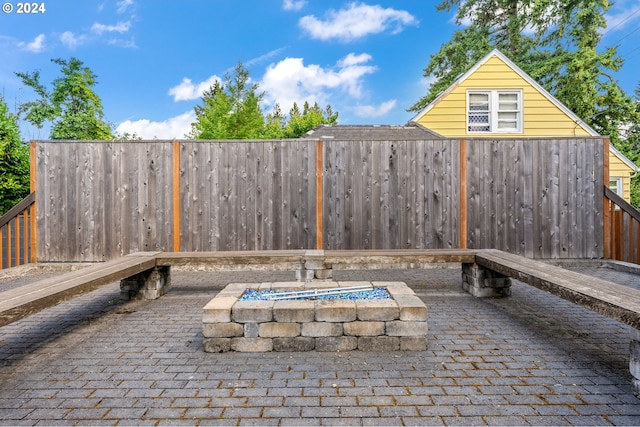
xmin=416 ymin=56 xmax=592 ymax=138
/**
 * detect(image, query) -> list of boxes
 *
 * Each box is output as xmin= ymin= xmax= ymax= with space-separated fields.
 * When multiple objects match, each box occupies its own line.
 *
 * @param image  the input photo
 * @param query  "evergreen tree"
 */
xmin=283 ymin=102 xmax=338 ymax=138
xmin=190 ymin=63 xmax=338 ymax=139
xmin=190 ymin=63 xmax=265 ymax=139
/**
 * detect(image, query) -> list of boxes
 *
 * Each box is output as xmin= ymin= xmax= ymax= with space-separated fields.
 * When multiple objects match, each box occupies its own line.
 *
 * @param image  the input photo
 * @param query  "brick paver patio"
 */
xmin=1 ymin=265 xmax=640 ymax=425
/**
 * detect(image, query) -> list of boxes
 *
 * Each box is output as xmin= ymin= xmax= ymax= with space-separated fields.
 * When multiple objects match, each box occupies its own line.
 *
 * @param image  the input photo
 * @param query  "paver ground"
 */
xmin=1 ymin=264 xmax=640 ymax=425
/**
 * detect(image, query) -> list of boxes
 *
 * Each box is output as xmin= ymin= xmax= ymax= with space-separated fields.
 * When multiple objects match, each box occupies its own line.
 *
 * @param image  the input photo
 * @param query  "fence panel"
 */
xmin=323 ymin=139 xmax=460 ymax=250
xmin=179 ymin=140 xmax=317 ymax=251
xmin=465 ymin=138 xmax=604 ymax=258
xmin=36 ymin=141 xmax=174 ymax=261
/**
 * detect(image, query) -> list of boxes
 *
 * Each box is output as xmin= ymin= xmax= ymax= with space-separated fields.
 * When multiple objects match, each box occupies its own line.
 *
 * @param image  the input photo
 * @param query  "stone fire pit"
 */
xmin=202 ymin=281 xmax=428 ymax=352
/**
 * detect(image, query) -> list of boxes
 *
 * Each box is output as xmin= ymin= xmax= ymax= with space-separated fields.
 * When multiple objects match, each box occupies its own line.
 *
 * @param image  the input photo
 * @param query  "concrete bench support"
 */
xmin=120 ymin=266 xmax=171 ymax=300
xmin=461 ymin=262 xmax=512 ymax=298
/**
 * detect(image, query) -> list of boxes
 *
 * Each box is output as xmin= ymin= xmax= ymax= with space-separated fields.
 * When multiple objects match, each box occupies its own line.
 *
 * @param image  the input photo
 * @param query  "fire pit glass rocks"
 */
xmin=202 ymin=281 xmax=428 ymax=352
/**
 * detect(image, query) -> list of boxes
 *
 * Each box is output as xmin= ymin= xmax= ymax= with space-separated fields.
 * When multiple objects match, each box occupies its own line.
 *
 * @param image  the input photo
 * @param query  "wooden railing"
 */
xmin=604 ymin=187 xmax=640 ymax=264
xmin=0 ymin=193 xmax=36 ymax=269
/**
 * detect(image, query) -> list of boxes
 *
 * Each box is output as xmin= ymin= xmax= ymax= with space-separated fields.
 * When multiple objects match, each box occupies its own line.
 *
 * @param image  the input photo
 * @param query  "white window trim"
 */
xmin=610 ymin=177 xmax=624 ymax=197
xmin=466 ymin=90 xmax=523 ymax=134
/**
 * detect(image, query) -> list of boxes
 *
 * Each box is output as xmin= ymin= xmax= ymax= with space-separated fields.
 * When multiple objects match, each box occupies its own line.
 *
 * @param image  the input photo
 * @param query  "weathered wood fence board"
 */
xmin=465 ymin=138 xmax=603 ymax=259
xmin=36 ymin=142 xmax=174 ymax=261
xmin=179 ymin=141 xmax=317 ymax=251
xmin=321 ymin=139 xmax=459 ymax=250
xmin=34 ymin=137 xmax=604 ymax=261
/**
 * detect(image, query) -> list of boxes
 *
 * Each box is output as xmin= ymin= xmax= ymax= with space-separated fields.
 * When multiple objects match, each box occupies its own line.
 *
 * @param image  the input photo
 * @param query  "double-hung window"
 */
xmin=467 ymin=90 xmax=522 ymax=133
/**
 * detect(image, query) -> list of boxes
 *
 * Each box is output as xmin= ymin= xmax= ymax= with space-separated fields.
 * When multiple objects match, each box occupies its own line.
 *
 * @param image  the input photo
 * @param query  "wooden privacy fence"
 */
xmin=32 ymin=137 xmax=605 ymax=262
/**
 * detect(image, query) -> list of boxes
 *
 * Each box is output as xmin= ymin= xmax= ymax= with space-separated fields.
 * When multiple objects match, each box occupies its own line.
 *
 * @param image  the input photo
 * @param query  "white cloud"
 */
xmin=60 ymin=31 xmax=83 ymax=49
xmin=91 ymin=21 xmax=131 ymax=35
xmin=299 ymin=2 xmax=418 ymax=42
xmin=108 ymin=37 xmax=137 ymax=49
xmin=338 ymin=52 xmax=370 ymax=67
xmin=283 ymin=0 xmax=305 ymax=11
xmin=260 ymin=53 xmax=377 ymax=113
xmin=168 ymin=75 xmax=222 ymax=102
xmin=20 ymin=34 xmax=45 ymax=53
xmin=116 ymin=0 xmax=134 ymax=14
xmin=116 ymin=111 xmax=195 ymax=139
xmin=58 ymin=19 xmax=134 ymax=50
xmin=354 ymin=100 xmax=397 ymax=118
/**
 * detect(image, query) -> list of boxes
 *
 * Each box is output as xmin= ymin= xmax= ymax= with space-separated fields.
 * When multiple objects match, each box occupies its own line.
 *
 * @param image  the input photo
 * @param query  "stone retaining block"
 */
xmin=202 ymin=281 xmax=428 ymax=352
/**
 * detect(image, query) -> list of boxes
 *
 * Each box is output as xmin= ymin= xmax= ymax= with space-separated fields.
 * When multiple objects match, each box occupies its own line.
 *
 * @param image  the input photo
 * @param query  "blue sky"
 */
xmin=1 ymin=0 xmax=640 ymax=140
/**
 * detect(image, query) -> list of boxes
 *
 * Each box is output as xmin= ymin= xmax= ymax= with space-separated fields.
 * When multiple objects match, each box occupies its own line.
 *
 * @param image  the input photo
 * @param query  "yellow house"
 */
xmin=410 ymin=48 xmax=638 ymax=202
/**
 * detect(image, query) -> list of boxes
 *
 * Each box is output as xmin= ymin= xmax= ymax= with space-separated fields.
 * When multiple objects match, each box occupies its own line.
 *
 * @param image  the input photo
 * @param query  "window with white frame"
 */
xmin=467 ymin=90 xmax=522 ymax=133
xmin=610 ymin=177 xmax=623 ymax=197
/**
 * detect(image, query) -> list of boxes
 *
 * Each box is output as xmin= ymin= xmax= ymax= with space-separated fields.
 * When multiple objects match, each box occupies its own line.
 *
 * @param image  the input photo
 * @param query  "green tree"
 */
xmin=0 ymin=97 xmax=30 ymax=215
xmin=190 ymin=63 xmax=265 ymax=139
xmin=282 ymin=101 xmax=338 ymax=138
xmin=409 ymin=0 xmax=546 ymax=112
xmin=538 ymin=0 xmax=635 ymax=144
xmin=263 ymin=103 xmax=286 ymax=139
xmin=627 ymin=83 xmax=640 ymax=207
xmin=16 ymin=57 xmax=113 ymax=140
xmin=190 ymin=63 xmax=339 ymax=139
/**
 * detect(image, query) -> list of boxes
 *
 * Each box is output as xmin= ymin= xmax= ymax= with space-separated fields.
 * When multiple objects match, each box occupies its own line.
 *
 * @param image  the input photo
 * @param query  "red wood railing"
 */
xmin=604 ymin=186 xmax=640 ymax=264
xmin=0 ymin=192 xmax=36 ymax=269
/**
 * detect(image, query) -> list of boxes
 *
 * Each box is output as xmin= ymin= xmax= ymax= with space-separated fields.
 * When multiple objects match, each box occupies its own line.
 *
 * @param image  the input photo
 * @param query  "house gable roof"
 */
xmin=408 ymin=48 xmax=599 ymax=136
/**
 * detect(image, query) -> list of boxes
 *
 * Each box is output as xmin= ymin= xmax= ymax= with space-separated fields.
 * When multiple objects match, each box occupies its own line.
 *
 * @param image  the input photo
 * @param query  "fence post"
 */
xmin=316 ymin=140 xmax=323 ymax=250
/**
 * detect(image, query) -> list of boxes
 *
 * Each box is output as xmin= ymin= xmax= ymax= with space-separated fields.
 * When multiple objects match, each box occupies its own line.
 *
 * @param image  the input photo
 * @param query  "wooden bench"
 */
xmin=472 ymin=249 xmax=640 ymax=329
xmin=0 ymin=252 xmax=166 ymax=328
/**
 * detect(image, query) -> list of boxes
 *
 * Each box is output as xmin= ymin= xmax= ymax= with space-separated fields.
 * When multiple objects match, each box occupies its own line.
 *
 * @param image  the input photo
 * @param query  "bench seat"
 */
xmin=0 ymin=252 xmax=160 ymax=327
xmin=155 ymin=250 xmax=307 ymax=269
xmin=474 ymin=249 xmax=640 ymax=329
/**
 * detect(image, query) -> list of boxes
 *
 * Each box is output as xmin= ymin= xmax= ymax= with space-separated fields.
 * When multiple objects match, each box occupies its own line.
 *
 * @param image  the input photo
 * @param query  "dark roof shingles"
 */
xmin=301 ymin=123 xmax=442 ymax=140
